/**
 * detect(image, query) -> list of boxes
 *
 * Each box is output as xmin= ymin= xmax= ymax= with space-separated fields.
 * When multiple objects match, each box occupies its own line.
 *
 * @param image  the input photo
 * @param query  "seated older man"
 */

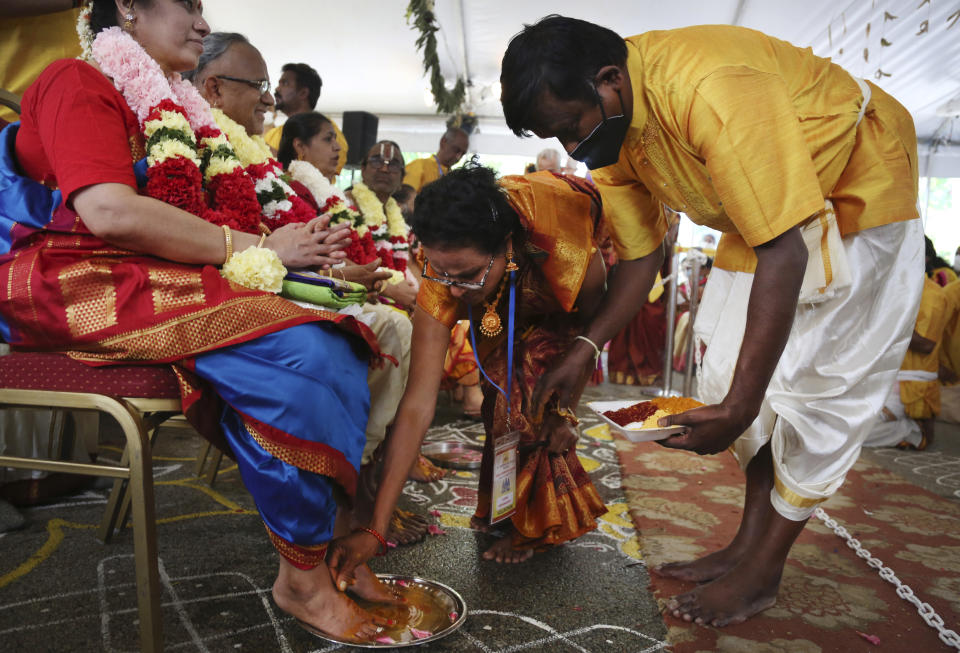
xmin=187 ymin=32 xmax=430 ymax=545
xmin=402 ymin=127 xmax=469 ymax=192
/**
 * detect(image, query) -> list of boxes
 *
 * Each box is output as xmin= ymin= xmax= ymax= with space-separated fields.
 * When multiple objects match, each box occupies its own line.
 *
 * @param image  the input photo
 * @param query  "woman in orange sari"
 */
xmin=329 ymin=165 xmax=608 ymax=570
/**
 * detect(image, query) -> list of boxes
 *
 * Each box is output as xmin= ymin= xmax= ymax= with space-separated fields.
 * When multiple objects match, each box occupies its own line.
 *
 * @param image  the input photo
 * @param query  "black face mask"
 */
xmin=569 ymin=89 xmax=629 ymax=170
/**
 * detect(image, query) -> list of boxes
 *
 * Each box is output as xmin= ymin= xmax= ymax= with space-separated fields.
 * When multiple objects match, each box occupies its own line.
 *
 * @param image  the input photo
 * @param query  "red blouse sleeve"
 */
xmin=15 ymin=59 xmax=139 ymax=204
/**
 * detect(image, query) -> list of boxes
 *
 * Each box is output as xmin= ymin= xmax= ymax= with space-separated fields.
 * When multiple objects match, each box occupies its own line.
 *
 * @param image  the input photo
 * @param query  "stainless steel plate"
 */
xmin=297 ymin=574 xmax=467 ymax=648
xmin=420 ymin=441 xmax=484 ymax=469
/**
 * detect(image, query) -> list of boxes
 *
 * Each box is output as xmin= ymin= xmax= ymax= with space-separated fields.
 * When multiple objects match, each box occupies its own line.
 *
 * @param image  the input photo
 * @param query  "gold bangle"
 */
xmin=555 ymin=406 xmax=579 ymax=426
xmin=257 ymin=233 xmax=267 ymax=248
xmin=221 ymin=225 xmax=233 ymax=265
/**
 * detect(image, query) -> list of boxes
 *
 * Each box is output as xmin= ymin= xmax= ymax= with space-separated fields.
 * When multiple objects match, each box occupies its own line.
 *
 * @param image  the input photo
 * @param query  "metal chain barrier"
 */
xmin=815 ymin=507 xmax=960 ymax=649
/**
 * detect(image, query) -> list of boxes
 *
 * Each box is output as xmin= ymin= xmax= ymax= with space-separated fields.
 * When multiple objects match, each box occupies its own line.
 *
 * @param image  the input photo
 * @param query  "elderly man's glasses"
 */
xmin=216 ymin=75 xmax=270 ymax=94
xmin=366 ymin=155 xmax=403 ymax=172
xmin=422 ymin=254 xmax=495 ymax=291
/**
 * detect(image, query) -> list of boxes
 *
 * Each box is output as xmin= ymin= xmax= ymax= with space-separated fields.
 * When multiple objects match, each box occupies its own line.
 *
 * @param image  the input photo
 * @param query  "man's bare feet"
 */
xmin=387 ymin=509 xmax=428 ymax=546
xmin=665 ymin=561 xmax=780 ymax=627
xmin=409 ymin=454 xmax=447 ymax=482
xmin=653 ymin=545 xmax=746 ymax=583
xmin=348 ymin=564 xmax=405 ymax=605
xmin=272 ymin=558 xmax=388 ymax=643
xmin=481 ymin=535 xmax=534 ymax=564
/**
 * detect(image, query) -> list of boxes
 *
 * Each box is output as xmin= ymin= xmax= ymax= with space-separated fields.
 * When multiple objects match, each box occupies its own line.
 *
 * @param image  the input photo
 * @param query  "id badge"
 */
xmin=490 ymin=430 xmax=521 ymax=524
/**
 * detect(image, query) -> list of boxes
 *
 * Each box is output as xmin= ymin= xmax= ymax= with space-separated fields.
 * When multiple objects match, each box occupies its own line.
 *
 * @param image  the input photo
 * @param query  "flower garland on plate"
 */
xmin=350 ymin=181 xmax=410 ymax=273
xmin=287 ymin=160 xmax=379 ymax=265
xmin=86 ymin=25 xmax=283 ymax=291
xmin=212 ymin=110 xmax=317 ymax=232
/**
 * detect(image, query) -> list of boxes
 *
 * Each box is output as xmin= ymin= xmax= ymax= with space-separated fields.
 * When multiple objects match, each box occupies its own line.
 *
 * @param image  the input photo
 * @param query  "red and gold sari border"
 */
xmin=65 ymin=293 xmax=377 ymax=365
xmin=264 ymin=523 xmax=328 ymax=570
xmin=240 ymin=411 xmax=358 ymax=498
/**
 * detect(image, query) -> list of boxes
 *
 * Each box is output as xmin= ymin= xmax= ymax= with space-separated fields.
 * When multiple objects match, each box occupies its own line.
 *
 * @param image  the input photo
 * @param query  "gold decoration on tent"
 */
xmin=917 ymin=20 xmax=929 ymax=35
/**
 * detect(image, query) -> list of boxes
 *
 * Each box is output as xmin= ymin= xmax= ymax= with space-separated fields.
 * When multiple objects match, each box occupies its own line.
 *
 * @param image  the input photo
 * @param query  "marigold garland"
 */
xmin=350 ymin=181 xmax=410 ymax=273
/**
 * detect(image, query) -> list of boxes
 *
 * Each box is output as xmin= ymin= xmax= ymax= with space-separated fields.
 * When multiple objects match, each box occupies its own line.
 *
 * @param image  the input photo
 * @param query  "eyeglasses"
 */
xmin=216 ymin=75 xmax=270 ymax=95
xmin=366 ymin=155 xmax=403 ymax=172
xmin=421 ymin=254 xmax=495 ymax=291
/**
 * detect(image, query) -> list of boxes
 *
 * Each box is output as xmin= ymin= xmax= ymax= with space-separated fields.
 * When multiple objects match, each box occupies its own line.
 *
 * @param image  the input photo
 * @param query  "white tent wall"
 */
xmin=202 ymin=0 xmax=960 ymax=175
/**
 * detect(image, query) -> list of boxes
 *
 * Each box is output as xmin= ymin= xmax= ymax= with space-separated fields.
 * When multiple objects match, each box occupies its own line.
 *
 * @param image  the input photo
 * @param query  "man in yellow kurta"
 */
xmin=401 ymin=127 xmax=469 ymax=192
xmin=262 ymin=62 xmax=348 ymax=176
xmin=868 ymin=277 xmax=948 ymax=449
xmin=501 ymin=17 xmax=924 ymax=627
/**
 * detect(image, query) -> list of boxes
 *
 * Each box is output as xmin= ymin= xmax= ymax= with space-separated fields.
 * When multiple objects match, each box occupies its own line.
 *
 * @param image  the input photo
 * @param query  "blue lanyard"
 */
xmin=467 ymin=270 xmax=516 ymax=429
xmin=434 ymin=155 xmax=444 ymax=178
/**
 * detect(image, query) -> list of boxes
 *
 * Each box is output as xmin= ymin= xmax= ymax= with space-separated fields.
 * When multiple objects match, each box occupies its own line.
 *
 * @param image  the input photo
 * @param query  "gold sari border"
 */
xmin=264 ymin=523 xmax=328 ymax=570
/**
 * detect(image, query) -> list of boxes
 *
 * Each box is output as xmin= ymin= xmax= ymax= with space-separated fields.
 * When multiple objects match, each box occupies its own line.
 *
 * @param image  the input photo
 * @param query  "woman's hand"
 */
xmin=326 ymin=529 xmax=383 ymax=591
xmin=265 ymin=220 xmax=350 ymax=269
xmin=542 ymin=412 xmax=579 ymax=454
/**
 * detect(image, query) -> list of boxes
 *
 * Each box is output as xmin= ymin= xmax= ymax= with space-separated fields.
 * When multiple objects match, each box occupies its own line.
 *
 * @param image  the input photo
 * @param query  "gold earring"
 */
xmin=122 ymin=12 xmax=135 ymax=31
xmin=505 ymin=248 xmax=519 ymax=272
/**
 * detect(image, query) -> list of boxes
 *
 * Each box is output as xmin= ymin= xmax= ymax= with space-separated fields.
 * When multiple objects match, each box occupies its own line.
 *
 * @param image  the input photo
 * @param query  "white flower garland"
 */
xmin=288 ymin=160 xmax=348 ymax=205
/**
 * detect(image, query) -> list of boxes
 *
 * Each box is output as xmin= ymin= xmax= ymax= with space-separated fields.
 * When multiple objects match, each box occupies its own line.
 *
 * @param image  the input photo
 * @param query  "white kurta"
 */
xmin=693 ymin=218 xmax=924 ymax=520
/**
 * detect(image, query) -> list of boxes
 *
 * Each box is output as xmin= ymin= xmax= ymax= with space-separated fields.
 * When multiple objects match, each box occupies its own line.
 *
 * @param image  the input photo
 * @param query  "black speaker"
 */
xmin=341 ymin=111 xmax=379 ymax=167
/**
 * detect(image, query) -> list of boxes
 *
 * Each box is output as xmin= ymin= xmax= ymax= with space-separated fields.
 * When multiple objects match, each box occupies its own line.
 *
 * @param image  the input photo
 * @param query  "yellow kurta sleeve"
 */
xmin=687 ymin=68 xmax=827 ymax=247
xmin=940 ymin=280 xmax=960 ymax=375
xmin=263 ymin=125 xmax=282 ymax=152
xmin=903 ymin=277 xmax=949 ymax=373
xmin=590 ymin=170 xmax=667 ymax=260
xmin=403 ymin=158 xmax=428 ymax=191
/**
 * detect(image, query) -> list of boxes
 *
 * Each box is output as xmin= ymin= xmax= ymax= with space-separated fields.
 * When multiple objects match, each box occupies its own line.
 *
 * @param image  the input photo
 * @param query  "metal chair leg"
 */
xmin=194 ymin=440 xmax=212 ymax=476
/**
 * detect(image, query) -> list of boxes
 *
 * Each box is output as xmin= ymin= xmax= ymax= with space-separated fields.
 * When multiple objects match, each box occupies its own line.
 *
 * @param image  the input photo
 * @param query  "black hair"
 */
xmin=277 ymin=112 xmax=332 ymax=168
xmin=90 ymin=0 xmax=154 ymax=34
xmin=411 ymin=164 xmax=523 ymax=254
xmin=500 ymin=14 xmax=627 ymax=137
xmin=282 ymin=63 xmax=322 ymax=110
xmin=925 ymin=235 xmax=951 ymax=276
xmin=393 ymin=183 xmax=416 ymax=205
xmin=361 ymin=140 xmax=405 ymax=176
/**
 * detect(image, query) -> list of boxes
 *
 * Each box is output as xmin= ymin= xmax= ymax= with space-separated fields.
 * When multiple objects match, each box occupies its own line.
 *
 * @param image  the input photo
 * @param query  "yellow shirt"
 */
xmin=403 ymin=155 xmax=447 ymax=192
xmin=939 ymin=279 xmax=960 ymax=375
xmin=0 ymin=9 xmax=81 ymax=123
xmin=593 ymin=25 xmax=919 ymax=272
xmin=263 ymin=118 xmax=349 ymax=175
xmin=903 ymin=277 xmax=948 ymax=373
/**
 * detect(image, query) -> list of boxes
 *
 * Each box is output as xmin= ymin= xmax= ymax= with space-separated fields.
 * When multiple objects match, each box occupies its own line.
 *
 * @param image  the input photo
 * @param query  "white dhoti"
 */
xmin=693 ymin=218 xmax=924 ymax=521
xmin=356 ymin=302 xmax=412 ymax=464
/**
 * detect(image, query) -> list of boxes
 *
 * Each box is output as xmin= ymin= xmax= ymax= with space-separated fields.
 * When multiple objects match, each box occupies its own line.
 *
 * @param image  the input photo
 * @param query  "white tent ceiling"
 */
xmin=203 ymin=0 xmax=960 ymax=175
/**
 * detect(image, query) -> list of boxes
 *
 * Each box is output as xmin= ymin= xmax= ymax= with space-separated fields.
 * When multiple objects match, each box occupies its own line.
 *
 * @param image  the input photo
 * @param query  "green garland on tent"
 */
xmin=406 ymin=0 xmax=467 ymax=114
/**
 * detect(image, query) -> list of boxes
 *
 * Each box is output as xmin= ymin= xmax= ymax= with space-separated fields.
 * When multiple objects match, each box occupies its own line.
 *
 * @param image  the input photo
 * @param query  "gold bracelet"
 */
xmin=257 ymin=233 xmax=267 ymax=248
xmin=555 ymin=406 xmax=580 ymax=426
xmin=221 ymin=225 xmax=233 ymax=264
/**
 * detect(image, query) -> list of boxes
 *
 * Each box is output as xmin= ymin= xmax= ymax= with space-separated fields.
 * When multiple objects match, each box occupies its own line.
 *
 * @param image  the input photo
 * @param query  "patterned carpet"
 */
xmin=607 ymin=426 xmax=960 ymax=652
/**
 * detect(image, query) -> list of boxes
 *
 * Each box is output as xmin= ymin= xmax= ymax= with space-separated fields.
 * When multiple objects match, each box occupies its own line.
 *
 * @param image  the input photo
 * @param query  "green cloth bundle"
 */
xmin=281 ymin=272 xmax=367 ymax=309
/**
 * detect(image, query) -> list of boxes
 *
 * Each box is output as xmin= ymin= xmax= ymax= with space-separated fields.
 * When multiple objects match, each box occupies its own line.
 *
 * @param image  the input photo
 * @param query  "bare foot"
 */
xmin=348 ymin=564 xmax=405 ymax=605
xmin=653 ymin=545 xmax=746 ymax=583
xmin=409 ymin=454 xmax=447 ymax=482
xmin=272 ymin=558 xmax=389 ymax=643
xmin=469 ymin=515 xmax=491 ymax=533
xmin=387 ymin=509 xmax=428 ymax=546
xmin=664 ymin=562 xmax=779 ymax=627
xmin=481 ymin=535 xmax=534 ymax=564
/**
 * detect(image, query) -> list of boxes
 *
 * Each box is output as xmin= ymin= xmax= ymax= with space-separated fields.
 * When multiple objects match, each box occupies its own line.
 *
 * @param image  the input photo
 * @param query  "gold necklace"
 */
xmin=478 ymin=250 xmax=519 ymax=338
xmin=479 ymin=273 xmax=508 ymax=337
